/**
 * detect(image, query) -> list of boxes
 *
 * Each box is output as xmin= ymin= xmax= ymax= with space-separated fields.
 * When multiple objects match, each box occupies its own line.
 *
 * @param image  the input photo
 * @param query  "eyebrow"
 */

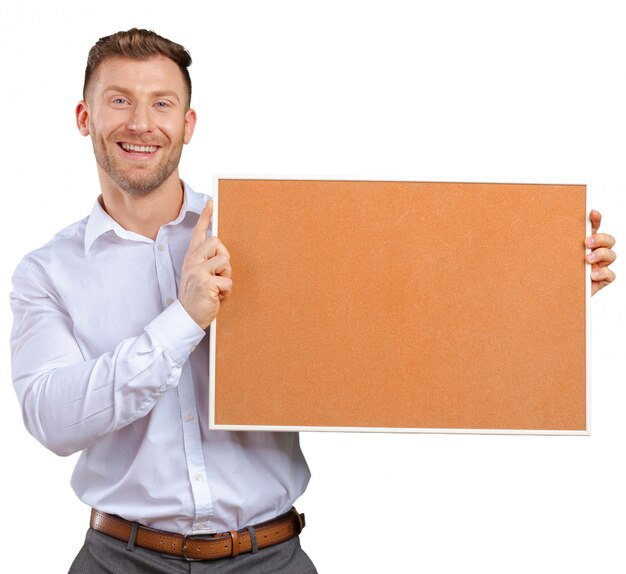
xmin=102 ymin=86 xmax=182 ymax=103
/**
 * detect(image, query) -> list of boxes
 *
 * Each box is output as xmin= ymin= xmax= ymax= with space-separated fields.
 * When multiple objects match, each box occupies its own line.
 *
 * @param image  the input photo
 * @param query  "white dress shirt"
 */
xmin=10 ymin=183 xmax=310 ymax=534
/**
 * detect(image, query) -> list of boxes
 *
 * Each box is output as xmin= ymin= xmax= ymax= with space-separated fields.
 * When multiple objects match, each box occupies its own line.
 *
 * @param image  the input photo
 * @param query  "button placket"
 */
xmin=178 ymin=362 xmax=214 ymax=523
xmin=154 ymin=225 xmax=214 ymax=530
xmin=154 ymin=231 xmax=177 ymax=310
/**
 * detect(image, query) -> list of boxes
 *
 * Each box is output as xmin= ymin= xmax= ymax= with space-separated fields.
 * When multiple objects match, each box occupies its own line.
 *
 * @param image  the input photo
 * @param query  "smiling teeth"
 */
xmin=121 ymin=143 xmax=158 ymax=153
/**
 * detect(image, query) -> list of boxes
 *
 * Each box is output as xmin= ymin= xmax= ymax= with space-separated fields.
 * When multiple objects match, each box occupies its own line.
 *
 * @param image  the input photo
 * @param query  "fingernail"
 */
xmin=585 ymin=237 xmax=595 ymax=247
xmin=591 ymin=271 xmax=600 ymax=279
xmin=587 ymin=252 xmax=597 ymax=262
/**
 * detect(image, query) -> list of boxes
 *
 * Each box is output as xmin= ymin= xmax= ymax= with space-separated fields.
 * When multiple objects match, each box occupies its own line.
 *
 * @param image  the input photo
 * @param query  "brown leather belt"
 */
xmin=90 ymin=507 xmax=305 ymax=561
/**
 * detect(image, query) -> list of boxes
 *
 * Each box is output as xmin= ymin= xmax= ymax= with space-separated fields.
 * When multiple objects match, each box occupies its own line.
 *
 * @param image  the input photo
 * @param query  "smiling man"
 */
xmin=10 ymin=29 xmax=315 ymax=573
xmin=8 ymin=27 xmax=618 ymax=574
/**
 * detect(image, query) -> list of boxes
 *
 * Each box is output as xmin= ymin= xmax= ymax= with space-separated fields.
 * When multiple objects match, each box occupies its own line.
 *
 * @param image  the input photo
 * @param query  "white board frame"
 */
xmin=209 ymin=175 xmax=591 ymax=436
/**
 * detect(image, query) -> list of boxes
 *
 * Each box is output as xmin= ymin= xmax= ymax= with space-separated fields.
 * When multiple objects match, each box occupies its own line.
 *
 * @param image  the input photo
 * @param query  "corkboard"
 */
xmin=209 ymin=179 xmax=589 ymax=434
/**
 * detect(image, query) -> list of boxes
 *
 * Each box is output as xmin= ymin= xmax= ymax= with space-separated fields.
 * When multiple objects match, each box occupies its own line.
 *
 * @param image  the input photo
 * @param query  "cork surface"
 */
xmin=212 ymin=179 xmax=587 ymax=432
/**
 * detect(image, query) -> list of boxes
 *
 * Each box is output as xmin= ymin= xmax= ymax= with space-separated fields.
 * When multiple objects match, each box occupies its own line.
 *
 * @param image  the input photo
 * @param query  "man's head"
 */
xmin=76 ymin=29 xmax=196 ymax=198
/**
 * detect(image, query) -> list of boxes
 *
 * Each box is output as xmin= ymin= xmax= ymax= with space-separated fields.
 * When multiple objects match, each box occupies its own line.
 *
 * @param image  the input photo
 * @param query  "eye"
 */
xmin=155 ymin=101 xmax=171 ymax=109
xmin=112 ymin=97 xmax=128 ymax=106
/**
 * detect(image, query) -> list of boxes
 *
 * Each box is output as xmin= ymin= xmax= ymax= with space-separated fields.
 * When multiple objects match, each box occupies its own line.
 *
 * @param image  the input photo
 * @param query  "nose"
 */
xmin=127 ymin=104 xmax=153 ymax=133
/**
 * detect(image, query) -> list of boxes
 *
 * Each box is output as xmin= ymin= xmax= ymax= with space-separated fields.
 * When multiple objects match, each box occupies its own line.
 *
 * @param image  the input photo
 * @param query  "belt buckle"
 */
xmin=181 ymin=535 xmax=199 ymax=562
xmin=181 ymin=533 xmax=216 ymax=561
xmin=182 ymin=531 xmax=231 ymax=561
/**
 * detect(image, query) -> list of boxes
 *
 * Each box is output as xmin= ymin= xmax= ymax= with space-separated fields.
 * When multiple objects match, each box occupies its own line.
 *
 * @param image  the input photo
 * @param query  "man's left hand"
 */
xmin=586 ymin=210 xmax=616 ymax=296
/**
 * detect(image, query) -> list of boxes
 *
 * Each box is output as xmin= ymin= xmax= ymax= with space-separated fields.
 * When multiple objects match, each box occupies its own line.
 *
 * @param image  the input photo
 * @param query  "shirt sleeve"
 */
xmin=10 ymin=259 xmax=207 ymax=457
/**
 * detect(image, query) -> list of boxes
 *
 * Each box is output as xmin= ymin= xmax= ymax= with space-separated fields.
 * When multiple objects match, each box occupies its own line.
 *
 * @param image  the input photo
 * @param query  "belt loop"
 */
xmin=126 ymin=523 xmax=139 ymax=552
xmin=291 ymin=507 xmax=305 ymax=534
xmin=246 ymin=526 xmax=258 ymax=554
xmin=228 ymin=530 xmax=240 ymax=557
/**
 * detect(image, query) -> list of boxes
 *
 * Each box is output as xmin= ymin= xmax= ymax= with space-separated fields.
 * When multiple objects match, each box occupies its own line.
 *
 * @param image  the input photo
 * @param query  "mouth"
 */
xmin=118 ymin=142 xmax=161 ymax=155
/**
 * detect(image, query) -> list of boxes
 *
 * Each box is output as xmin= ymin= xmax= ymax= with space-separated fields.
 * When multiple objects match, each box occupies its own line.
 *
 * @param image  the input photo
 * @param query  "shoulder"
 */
xmin=13 ymin=216 xmax=89 ymax=280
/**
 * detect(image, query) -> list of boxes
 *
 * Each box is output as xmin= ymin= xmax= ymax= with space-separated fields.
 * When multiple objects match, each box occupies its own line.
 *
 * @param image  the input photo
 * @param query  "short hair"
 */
xmin=83 ymin=28 xmax=192 ymax=106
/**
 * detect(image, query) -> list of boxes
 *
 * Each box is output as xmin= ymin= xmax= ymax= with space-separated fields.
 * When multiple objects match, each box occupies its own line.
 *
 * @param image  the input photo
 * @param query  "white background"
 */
xmin=1 ymin=1 xmax=624 ymax=572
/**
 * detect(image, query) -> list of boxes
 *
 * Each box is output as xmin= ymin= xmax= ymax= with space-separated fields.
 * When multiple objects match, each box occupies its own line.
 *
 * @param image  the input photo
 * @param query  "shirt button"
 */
xmin=186 ymin=413 xmax=194 ymax=422
xmin=157 ymin=244 xmax=165 ymax=252
xmin=196 ymin=523 xmax=206 ymax=530
xmin=190 ymin=345 xmax=196 ymax=353
xmin=194 ymin=473 xmax=204 ymax=481
xmin=166 ymin=297 xmax=174 ymax=306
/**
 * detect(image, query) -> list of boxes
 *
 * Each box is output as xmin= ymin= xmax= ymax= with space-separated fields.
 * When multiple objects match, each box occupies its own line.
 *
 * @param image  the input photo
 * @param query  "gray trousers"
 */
xmin=69 ymin=528 xmax=318 ymax=574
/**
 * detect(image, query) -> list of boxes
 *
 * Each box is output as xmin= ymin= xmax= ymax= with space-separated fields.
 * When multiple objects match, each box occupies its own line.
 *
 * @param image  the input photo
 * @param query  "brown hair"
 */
xmin=83 ymin=28 xmax=192 ymax=106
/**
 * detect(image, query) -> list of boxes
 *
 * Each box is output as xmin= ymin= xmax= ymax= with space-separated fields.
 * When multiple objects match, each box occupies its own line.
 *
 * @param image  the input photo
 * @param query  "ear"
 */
xmin=76 ymin=100 xmax=91 ymax=136
xmin=183 ymin=108 xmax=197 ymax=145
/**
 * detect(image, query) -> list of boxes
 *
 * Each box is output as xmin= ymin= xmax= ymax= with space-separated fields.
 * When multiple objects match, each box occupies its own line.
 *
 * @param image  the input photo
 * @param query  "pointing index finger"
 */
xmin=189 ymin=200 xmax=213 ymax=253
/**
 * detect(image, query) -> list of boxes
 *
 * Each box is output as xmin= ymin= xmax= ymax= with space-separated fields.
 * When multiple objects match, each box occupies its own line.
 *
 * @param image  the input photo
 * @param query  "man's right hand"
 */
xmin=179 ymin=200 xmax=232 ymax=329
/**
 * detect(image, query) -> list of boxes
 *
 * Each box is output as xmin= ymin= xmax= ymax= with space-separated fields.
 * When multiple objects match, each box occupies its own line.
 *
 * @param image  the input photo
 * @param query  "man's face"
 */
xmin=76 ymin=56 xmax=196 ymax=197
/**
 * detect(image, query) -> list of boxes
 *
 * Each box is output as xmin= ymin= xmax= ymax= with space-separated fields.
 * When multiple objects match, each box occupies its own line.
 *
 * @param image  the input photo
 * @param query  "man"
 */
xmin=10 ymin=29 xmax=315 ymax=573
xmin=9 ymin=28 xmax=617 ymax=574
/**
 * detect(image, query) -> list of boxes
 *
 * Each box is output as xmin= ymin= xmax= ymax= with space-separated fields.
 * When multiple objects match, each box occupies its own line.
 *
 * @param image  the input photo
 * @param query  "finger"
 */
xmin=188 ymin=200 xmax=213 ymax=254
xmin=591 ymin=266 xmax=616 ymax=285
xmin=589 ymin=209 xmax=602 ymax=235
xmin=587 ymin=247 xmax=617 ymax=265
xmin=203 ymin=254 xmax=232 ymax=278
xmin=213 ymin=275 xmax=233 ymax=299
xmin=200 ymin=274 xmax=233 ymax=302
xmin=185 ymin=238 xmax=230 ymax=269
xmin=195 ymin=236 xmax=230 ymax=260
xmin=585 ymin=232 xmax=616 ymax=249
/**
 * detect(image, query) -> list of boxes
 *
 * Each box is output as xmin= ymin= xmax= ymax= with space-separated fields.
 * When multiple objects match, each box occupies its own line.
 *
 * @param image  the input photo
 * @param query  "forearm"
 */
xmin=12 ymin=295 xmax=205 ymax=456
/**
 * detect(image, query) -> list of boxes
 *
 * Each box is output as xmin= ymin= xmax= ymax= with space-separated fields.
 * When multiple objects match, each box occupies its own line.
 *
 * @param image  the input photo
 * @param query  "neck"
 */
xmin=98 ymin=171 xmax=184 ymax=240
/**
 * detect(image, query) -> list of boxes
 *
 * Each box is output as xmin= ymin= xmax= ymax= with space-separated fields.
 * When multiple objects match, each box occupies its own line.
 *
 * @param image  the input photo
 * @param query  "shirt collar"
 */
xmin=84 ymin=181 xmax=205 ymax=254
